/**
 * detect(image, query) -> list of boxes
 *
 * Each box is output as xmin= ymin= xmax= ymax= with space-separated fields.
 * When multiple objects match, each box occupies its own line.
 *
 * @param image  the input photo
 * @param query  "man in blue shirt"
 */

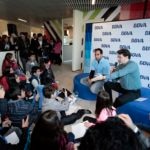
xmin=100 ymin=49 xmax=141 ymax=107
xmin=82 ymin=48 xmax=110 ymax=94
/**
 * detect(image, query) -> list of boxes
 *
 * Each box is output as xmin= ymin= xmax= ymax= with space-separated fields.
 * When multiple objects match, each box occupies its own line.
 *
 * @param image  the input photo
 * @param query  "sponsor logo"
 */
xmin=111 ymin=38 xmax=120 ymax=42
xmin=102 ymin=32 xmax=111 ymax=36
xmin=109 ymin=51 xmax=117 ymax=55
xmin=131 ymin=53 xmax=141 ymax=57
xmin=140 ymin=75 xmax=149 ymax=81
xmin=142 ymin=46 xmax=150 ymax=51
xmin=121 ymin=31 xmax=132 ymax=35
xmin=95 ymin=26 xmax=103 ymax=30
xmin=145 ymin=31 xmax=150 ymax=35
xmin=120 ymin=45 xmax=130 ymax=49
xmin=131 ymin=39 xmax=144 ymax=43
xmin=94 ymin=38 xmax=102 ymax=41
xmin=139 ymin=61 xmax=150 ymax=66
xmin=112 ymin=24 xmax=122 ymax=29
xmin=101 ymin=44 xmax=110 ymax=48
xmin=133 ymin=23 xmax=147 ymax=28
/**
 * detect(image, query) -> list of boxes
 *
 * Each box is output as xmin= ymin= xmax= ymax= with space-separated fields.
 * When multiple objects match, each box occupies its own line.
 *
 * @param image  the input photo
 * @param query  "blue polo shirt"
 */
xmin=91 ymin=57 xmax=110 ymax=78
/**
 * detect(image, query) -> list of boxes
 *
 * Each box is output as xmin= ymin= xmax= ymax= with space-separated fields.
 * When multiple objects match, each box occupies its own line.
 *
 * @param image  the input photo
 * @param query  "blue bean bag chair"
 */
xmin=117 ymin=87 xmax=150 ymax=127
xmin=73 ymin=73 xmax=97 ymax=100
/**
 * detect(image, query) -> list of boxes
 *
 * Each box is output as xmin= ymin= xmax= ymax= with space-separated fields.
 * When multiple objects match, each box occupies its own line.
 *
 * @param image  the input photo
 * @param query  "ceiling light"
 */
xmin=92 ymin=0 xmax=96 ymax=5
xmin=18 ymin=18 xmax=27 ymax=23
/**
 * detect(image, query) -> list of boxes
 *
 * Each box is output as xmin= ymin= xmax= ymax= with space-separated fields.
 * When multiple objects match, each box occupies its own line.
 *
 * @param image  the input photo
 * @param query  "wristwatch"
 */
xmin=133 ymin=126 xmax=140 ymax=135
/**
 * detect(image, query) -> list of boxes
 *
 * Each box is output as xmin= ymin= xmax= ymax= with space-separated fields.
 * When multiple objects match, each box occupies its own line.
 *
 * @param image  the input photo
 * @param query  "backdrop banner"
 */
xmin=84 ymin=19 xmax=150 ymax=88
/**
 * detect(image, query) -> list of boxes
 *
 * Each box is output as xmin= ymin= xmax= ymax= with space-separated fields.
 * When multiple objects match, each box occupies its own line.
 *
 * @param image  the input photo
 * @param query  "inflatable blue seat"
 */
xmin=73 ymin=73 xmax=97 ymax=100
xmin=117 ymin=87 xmax=150 ymax=127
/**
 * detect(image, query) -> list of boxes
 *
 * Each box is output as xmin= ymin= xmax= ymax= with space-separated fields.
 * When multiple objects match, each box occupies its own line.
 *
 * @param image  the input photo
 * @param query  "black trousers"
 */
xmin=60 ymin=110 xmax=84 ymax=126
xmin=104 ymin=81 xmax=141 ymax=108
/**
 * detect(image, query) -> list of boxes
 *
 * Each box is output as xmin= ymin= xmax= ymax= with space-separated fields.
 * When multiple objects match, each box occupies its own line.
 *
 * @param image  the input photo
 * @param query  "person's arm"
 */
xmin=31 ymin=79 xmax=39 ymax=89
xmin=97 ymin=62 xmax=138 ymax=81
xmin=0 ymin=116 xmax=29 ymax=150
xmin=110 ymin=62 xmax=138 ymax=80
xmin=118 ymin=114 xmax=150 ymax=148
xmin=102 ymin=62 xmax=110 ymax=79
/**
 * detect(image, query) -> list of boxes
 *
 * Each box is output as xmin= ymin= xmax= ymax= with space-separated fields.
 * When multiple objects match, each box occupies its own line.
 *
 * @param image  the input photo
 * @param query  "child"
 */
xmin=29 ymin=66 xmax=41 ymax=92
xmin=42 ymin=86 xmax=91 ymax=125
xmin=26 ymin=53 xmax=38 ymax=76
xmin=84 ymin=90 xmax=116 ymax=127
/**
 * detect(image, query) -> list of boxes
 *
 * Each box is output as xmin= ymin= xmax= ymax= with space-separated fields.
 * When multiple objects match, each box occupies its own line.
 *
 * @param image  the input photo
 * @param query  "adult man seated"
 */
xmin=81 ymin=48 xmax=110 ymax=94
xmin=99 ymin=49 xmax=141 ymax=107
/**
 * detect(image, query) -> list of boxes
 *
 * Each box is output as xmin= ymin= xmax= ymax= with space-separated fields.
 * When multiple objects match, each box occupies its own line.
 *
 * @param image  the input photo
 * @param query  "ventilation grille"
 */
xmin=64 ymin=0 xmax=143 ymax=10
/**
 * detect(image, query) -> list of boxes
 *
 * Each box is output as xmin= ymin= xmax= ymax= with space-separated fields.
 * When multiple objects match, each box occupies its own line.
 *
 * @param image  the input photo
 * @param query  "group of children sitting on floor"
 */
xmin=0 ymin=52 xmax=149 ymax=149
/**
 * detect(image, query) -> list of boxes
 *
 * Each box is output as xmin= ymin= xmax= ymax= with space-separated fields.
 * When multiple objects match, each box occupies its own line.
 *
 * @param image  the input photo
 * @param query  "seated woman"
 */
xmin=2 ymin=53 xmax=20 ymax=74
xmin=42 ymin=86 xmax=91 ymax=125
xmin=0 ymin=67 xmax=26 ymax=96
xmin=83 ymin=90 xmax=116 ymax=127
xmin=30 ymin=110 xmax=74 ymax=150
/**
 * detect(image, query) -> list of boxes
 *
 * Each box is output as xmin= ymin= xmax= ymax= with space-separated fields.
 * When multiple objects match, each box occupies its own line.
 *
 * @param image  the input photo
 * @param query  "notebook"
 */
xmin=71 ymin=122 xmax=88 ymax=139
xmin=5 ymin=131 xmax=20 ymax=145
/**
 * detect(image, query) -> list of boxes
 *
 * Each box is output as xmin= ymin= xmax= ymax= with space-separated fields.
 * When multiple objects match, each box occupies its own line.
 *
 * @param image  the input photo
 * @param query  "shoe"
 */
xmin=78 ymin=109 xmax=92 ymax=116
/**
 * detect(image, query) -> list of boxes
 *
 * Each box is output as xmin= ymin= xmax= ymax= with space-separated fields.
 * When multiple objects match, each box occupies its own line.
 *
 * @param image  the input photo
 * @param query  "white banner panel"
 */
xmin=90 ymin=19 xmax=150 ymax=88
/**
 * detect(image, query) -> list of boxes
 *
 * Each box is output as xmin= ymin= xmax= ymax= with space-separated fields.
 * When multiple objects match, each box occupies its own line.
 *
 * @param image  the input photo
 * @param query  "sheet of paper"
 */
xmin=5 ymin=131 xmax=20 ymax=145
xmin=135 ymin=97 xmax=147 ymax=102
xmin=71 ymin=122 xmax=88 ymax=139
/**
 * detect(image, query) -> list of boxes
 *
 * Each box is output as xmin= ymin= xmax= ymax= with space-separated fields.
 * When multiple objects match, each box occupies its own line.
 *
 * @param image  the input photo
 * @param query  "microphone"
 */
xmin=114 ymin=62 xmax=118 ymax=67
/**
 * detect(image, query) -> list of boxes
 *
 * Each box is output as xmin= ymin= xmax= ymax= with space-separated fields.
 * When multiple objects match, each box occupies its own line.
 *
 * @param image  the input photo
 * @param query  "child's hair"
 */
xmin=95 ymin=90 xmax=113 ymax=117
xmin=43 ymin=86 xmax=55 ymax=98
xmin=28 ymin=52 xmax=35 ymax=58
xmin=9 ymin=87 xmax=25 ymax=100
xmin=31 ymin=66 xmax=40 ymax=74
xmin=5 ymin=53 xmax=13 ymax=61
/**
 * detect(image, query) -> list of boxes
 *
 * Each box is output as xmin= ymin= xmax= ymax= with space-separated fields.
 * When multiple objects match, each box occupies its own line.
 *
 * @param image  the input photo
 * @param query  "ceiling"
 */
xmin=0 ymin=0 xmax=143 ymax=27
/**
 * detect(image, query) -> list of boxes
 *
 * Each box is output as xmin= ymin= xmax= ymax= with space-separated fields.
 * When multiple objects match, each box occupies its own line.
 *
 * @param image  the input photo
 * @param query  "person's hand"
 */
xmin=2 ymin=118 xmax=12 ymax=127
xmin=110 ymin=66 xmax=116 ymax=73
xmin=91 ymin=74 xmax=105 ymax=82
xmin=38 ymin=46 xmax=41 ymax=49
xmin=88 ymin=78 xmax=92 ymax=84
xmin=35 ymin=93 xmax=40 ymax=101
xmin=118 ymin=114 xmax=137 ymax=131
xmin=22 ymin=115 xmax=29 ymax=128
xmin=64 ymin=89 xmax=68 ymax=97
xmin=0 ymin=88 xmax=5 ymax=98
xmin=84 ymin=121 xmax=94 ymax=128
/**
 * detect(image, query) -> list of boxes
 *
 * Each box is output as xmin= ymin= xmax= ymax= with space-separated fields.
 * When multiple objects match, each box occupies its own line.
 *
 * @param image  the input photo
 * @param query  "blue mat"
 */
xmin=117 ymin=87 xmax=150 ymax=127
xmin=73 ymin=73 xmax=97 ymax=101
